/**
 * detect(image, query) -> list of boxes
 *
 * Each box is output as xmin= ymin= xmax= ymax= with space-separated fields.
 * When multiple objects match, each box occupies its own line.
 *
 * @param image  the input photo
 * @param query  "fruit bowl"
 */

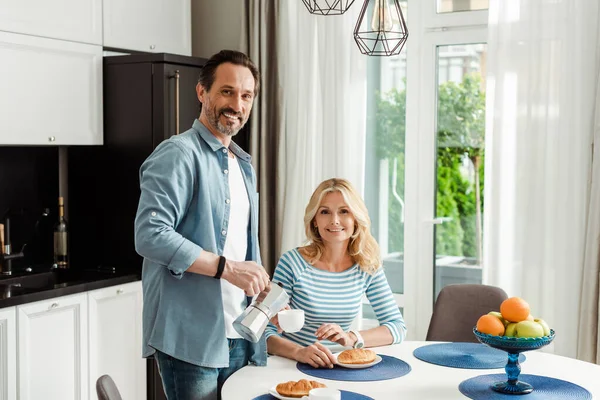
xmin=473 ymin=327 xmax=555 ymax=395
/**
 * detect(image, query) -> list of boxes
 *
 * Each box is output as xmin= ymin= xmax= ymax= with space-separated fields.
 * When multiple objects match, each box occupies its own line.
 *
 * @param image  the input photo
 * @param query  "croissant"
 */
xmin=276 ymin=379 xmax=327 ymax=398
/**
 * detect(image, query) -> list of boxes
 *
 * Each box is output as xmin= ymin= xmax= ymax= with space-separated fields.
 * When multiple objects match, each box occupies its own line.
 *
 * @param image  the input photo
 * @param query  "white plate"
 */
xmin=268 ymin=386 xmax=305 ymax=400
xmin=334 ymin=353 xmax=383 ymax=369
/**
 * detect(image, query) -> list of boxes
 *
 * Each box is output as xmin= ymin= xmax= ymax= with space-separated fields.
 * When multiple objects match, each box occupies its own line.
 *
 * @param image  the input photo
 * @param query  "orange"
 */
xmin=476 ymin=314 xmax=505 ymax=336
xmin=500 ymin=297 xmax=531 ymax=323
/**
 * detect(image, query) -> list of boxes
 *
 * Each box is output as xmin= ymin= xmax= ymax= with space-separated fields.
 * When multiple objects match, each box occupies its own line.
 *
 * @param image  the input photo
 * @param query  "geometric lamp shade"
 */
xmin=353 ymin=0 xmax=409 ymax=56
xmin=302 ymin=0 xmax=357 ymax=15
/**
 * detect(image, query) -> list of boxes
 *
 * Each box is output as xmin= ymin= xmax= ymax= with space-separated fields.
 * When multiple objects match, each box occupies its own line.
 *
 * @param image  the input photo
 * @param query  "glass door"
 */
xmin=363 ymin=0 xmax=488 ymax=340
xmin=433 ymin=42 xmax=487 ymax=301
xmin=407 ymin=27 xmax=489 ymax=339
xmin=363 ymin=0 xmax=409 ymax=329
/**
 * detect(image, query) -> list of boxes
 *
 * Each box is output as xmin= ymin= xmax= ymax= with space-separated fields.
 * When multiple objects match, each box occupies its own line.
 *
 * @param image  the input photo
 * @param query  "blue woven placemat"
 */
xmin=296 ymin=355 xmax=411 ymax=382
xmin=459 ymin=374 xmax=592 ymax=399
xmin=252 ymin=390 xmax=373 ymax=400
xmin=413 ymin=342 xmax=526 ymax=369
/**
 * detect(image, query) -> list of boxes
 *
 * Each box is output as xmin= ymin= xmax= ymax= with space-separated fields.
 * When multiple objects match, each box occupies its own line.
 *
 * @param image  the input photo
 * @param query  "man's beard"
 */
xmin=206 ymin=104 xmax=246 ymax=137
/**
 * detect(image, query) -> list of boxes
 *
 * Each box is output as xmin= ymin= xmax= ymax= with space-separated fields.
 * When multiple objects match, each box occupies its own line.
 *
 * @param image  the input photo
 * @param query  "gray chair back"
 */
xmin=96 ymin=374 xmax=123 ymax=400
xmin=426 ymin=284 xmax=508 ymax=343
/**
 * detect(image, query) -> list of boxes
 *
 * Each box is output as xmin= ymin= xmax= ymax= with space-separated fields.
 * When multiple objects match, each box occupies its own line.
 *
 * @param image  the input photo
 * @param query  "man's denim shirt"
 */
xmin=134 ymin=119 xmax=267 ymax=368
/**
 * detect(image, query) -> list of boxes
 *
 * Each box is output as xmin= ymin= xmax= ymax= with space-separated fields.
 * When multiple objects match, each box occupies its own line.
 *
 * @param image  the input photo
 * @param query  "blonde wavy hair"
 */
xmin=302 ymin=178 xmax=381 ymax=274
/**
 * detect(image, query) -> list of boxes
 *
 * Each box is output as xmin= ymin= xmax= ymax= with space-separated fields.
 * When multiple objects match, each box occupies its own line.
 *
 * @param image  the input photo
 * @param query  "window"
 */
xmin=437 ymin=0 xmax=488 ymax=13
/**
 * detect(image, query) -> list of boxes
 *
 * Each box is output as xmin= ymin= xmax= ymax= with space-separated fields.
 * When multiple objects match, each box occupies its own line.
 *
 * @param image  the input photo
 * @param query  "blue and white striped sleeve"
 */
xmin=264 ymin=252 xmax=297 ymax=341
xmin=365 ymin=268 xmax=407 ymax=344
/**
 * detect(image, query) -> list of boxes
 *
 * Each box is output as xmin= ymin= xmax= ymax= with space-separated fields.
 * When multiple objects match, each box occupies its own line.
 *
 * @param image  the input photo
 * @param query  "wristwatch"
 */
xmin=349 ymin=329 xmax=364 ymax=349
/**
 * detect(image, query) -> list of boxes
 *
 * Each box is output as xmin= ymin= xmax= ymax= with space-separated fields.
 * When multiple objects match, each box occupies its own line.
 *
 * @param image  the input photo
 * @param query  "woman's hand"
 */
xmin=293 ymin=342 xmax=336 ymax=368
xmin=315 ymin=323 xmax=357 ymax=347
xmin=269 ymin=305 xmax=290 ymax=333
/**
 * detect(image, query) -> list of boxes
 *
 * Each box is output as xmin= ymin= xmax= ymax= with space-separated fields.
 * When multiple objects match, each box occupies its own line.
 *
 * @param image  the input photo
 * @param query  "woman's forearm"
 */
xmin=267 ymin=335 xmax=303 ymax=360
xmin=360 ymin=325 xmax=395 ymax=348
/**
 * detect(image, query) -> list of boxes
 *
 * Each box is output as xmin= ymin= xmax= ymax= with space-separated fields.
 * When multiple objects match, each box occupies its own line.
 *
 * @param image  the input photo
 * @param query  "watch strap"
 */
xmin=350 ymin=329 xmax=364 ymax=349
xmin=214 ymin=256 xmax=226 ymax=279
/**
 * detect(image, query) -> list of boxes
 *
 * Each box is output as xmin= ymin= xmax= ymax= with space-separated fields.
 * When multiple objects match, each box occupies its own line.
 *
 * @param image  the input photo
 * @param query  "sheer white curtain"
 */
xmin=277 ymin=2 xmax=367 ymax=255
xmin=578 ymin=62 xmax=600 ymax=364
xmin=483 ymin=0 xmax=600 ymax=358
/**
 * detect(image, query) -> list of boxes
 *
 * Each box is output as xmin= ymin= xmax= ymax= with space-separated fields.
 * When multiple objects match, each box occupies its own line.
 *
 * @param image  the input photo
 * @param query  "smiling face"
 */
xmin=197 ymin=62 xmax=255 ymax=139
xmin=313 ymin=191 xmax=356 ymax=245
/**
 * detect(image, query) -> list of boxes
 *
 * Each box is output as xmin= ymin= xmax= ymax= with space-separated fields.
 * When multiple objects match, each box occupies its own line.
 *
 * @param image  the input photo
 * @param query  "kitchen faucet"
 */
xmin=0 ymin=215 xmax=25 ymax=275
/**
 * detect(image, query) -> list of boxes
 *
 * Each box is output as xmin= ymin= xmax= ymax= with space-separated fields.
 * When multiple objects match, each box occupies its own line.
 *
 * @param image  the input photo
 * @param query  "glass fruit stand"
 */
xmin=473 ymin=328 xmax=556 ymax=394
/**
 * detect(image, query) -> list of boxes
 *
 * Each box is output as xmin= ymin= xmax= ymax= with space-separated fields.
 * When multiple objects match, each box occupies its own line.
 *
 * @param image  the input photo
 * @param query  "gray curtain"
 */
xmin=242 ymin=0 xmax=282 ymax=275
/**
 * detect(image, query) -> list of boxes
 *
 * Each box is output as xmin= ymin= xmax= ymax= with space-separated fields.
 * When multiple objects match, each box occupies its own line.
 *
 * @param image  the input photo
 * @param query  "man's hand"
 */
xmin=315 ymin=323 xmax=357 ymax=347
xmin=221 ymin=260 xmax=270 ymax=296
xmin=293 ymin=342 xmax=336 ymax=368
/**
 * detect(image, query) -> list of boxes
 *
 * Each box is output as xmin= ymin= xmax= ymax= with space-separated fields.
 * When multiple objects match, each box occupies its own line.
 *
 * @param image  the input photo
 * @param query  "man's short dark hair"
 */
xmin=198 ymin=50 xmax=261 ymax=97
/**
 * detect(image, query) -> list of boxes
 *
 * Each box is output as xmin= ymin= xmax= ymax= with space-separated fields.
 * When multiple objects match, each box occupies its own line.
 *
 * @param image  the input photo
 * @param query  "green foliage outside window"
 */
xmin=376 ymin=73 xmax=486 ymax=262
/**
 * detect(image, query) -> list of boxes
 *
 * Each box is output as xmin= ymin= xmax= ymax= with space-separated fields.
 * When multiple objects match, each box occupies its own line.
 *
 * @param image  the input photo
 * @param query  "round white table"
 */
xmin=222 ymin=341 xmax=600 ymax=400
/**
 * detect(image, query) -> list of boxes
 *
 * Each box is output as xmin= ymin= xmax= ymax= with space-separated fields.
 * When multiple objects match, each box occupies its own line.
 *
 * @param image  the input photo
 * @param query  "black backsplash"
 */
xmin=0 ymin=147 xmax=58 ymax=266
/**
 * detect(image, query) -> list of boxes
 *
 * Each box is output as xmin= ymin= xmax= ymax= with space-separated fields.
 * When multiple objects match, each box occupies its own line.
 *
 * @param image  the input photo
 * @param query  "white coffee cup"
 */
xmin=277 ymin=309 xmax=305 ymax=333
xmin=301 ymin=388 xmax=341 ymax=400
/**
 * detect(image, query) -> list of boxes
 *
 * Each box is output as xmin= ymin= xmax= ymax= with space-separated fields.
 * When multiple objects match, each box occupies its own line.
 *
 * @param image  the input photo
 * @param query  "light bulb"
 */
xmin=371 ymin=0 xmax=393 ymax=32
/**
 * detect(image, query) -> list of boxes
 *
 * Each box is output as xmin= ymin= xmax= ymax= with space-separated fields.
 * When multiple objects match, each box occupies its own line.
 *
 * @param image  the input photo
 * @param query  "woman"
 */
xmin=265 ymin=178 xmax=406 ymax=368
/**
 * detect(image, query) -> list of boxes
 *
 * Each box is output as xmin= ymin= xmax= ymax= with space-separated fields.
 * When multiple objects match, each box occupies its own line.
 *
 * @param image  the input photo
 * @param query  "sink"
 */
xmin=0 ymin=268 xmax=116 ymax=291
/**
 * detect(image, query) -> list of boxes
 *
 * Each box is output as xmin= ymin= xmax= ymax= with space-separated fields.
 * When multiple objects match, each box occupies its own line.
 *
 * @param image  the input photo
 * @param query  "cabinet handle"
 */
xmin=150 ymin=44 xmax=156 ymax=50
xmin=173 ymin=70 xmax=180 ymax=135
xmin=116 ymin=288 xmax=124 ymax=295
xmin=49 ymin=302 xmax=59 ymax=310
xmin=48 ymin=136 xmax=56 ymax=142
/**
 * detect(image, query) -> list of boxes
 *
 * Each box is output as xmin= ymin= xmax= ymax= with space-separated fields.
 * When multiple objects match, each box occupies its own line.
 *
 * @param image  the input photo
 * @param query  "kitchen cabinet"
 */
xmin=103 ymin=0 xmax=191 ymax=56
xmin=17 ymin=293 xmax=88 ymax=400
xmin=0 ymin=307 xmax=16 ymax=400
xmin=0 ymin=0 xmax=102 ymax=45
xmin=88 ymin=281 xmax=145 ymax=400
xmin=0 ymin=32 xmax=103 ymax=145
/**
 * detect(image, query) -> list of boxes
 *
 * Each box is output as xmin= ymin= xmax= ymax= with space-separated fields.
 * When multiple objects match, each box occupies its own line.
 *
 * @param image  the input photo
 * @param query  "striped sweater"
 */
xmin=265 ymin=248 xmax=406 ymax=348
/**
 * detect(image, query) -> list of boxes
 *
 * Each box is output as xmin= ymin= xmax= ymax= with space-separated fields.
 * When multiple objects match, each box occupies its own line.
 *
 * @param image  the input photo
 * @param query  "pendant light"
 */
xmin=302 ymin=0 xmax=357 ymax=15
xmin=353 ymin=0 xmax=409 ymax=56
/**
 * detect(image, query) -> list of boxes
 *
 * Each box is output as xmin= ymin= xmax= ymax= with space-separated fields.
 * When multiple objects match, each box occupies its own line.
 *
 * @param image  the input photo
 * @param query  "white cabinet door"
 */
xmin=0 ymin=0 xmax=102 ymax=45
xmin=152 ymin=0 xmax=191 ymax=56
xmin=103 ymin=0 xmax=191 ymax=55
xmin=0 ymin=308 xmax=16 ymax=400
xmin=89 ymin=281 xmax=146 ymax=400
xmin=0 ymin=32 xmax=103 ymax=145
xmin=17 ymin=294 xmax=88 ymax=400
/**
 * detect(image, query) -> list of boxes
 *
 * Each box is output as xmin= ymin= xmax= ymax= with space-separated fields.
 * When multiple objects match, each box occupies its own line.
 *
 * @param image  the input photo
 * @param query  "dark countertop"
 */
xmin=0 ymin=266 xmax=141 ymax=308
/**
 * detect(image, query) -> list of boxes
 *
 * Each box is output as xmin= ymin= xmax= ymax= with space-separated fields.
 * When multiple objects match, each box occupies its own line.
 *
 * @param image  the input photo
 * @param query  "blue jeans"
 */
xmin=154 ymin=339 xmax=249 ymax=400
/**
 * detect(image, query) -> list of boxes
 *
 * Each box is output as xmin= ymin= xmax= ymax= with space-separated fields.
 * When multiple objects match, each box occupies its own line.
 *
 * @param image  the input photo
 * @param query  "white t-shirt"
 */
xmin=221 ymin=155 xmax=250 ymax=338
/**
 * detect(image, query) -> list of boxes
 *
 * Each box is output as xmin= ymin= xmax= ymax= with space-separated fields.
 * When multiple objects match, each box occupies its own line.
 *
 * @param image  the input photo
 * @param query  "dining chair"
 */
xmin=426 ymin=284 xmax=508 ymax=343
xmin=96 ymin=374 xmax=123 ymax=400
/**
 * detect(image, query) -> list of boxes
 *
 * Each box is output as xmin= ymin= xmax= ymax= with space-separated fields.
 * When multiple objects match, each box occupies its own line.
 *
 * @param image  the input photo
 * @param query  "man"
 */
xmin=134 ymin=50 xmax=271 ymax=400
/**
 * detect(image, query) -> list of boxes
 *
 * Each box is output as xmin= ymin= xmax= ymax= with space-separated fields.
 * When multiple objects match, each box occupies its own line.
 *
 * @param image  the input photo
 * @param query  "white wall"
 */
xmin=191 ymin=0 xmax=245 ymax=59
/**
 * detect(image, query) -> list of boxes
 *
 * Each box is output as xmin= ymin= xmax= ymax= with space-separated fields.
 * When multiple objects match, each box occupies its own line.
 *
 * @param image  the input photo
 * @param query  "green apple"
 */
xmin=515 ymin=320 xmax=545 ymax=338
xmin=488 ymin=311 xmax=510 ymax=327
xmin=504 ymin=322 xmax=517 ymax=337
xmin=534 ymin=318 xmax=551 ymax=336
